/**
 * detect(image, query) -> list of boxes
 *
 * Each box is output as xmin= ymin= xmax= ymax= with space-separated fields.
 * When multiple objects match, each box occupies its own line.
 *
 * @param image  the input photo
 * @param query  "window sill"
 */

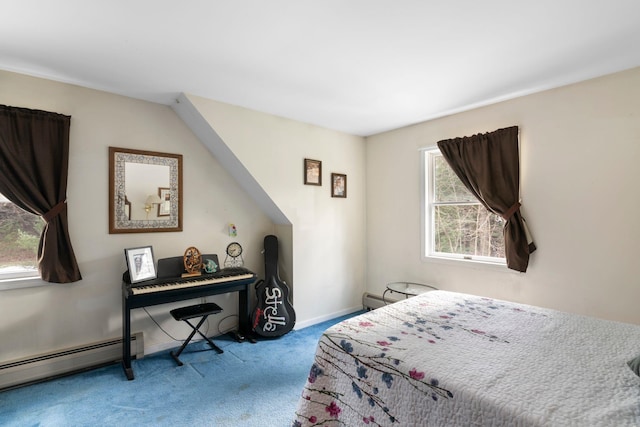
xmin=0 ymin=276 xmax=48 ymax=291
xmin=422 ymin=254 xmax=515 ymax=273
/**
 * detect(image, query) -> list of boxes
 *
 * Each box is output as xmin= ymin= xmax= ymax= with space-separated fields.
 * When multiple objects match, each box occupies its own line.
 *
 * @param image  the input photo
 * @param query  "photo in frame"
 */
xmin=157 ymin=187 xmax=171 ymax=217
xmin=331 ymin=173 xmax=347 ymax=198
xmin=125 ymin=246 xmax=157 ymax=283
xmin=304 ymin=158 xmax=322 ymax=186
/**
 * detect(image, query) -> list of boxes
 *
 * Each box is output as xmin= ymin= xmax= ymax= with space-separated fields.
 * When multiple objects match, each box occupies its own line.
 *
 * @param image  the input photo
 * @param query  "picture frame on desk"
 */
xmin=125 ymin=246 xmax=157 ymax=283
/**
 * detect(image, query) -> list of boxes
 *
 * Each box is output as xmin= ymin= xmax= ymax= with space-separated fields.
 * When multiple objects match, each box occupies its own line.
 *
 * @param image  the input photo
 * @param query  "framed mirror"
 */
xmin=109 ymin=147 xmax=183 ymax=233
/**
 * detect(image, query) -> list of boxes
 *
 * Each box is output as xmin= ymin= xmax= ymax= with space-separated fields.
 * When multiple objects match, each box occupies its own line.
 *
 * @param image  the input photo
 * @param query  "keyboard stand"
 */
xmin=169 ymin=303 xmax=223 ymax=366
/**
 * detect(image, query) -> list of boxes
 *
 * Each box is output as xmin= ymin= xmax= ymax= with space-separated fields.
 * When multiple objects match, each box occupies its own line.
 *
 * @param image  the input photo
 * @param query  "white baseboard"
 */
xmin=294 ymin=305 xmax=363 ymax=330
xmin=0 ymin=333 xmax=143 ymax=391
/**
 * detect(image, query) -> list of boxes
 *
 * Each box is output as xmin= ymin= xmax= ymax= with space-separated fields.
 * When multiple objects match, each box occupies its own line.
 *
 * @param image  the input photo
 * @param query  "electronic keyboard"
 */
xmin=121 ymin=254 xmax=257 ymax=380
xmin=128 ymin=267 xmax=254 ymax=295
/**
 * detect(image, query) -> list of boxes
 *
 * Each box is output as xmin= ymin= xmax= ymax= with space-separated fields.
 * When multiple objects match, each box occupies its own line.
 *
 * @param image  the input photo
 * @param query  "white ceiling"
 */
xmin=2 ymin=1 xmax=639 ymax=136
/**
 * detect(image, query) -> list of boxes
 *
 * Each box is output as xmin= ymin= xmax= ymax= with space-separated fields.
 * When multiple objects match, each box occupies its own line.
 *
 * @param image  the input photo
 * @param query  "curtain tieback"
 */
xmin=43 ymin=200 xmax=67 ymax=223
xmin=502 ymin=202 xmax=521 ymax=220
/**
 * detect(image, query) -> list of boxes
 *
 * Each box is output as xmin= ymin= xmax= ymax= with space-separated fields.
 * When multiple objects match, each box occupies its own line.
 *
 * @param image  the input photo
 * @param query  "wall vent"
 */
xmin=0 ymin=332 xmax=143 ymax=391
xmin=362 ymin=292 xmax=398 ymax=310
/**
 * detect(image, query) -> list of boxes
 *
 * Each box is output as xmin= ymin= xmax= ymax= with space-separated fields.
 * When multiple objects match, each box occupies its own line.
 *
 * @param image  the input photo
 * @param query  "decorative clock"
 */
xmin=224 ymin=242 xmax=244 ymax=268
xmin=182 ymin=246 xmax=203 ymax=277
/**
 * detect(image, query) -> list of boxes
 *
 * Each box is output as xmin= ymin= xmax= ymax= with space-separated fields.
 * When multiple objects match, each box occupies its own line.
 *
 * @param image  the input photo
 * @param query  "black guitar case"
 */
xmin=251 ymin=235 xmax=296 ymax=337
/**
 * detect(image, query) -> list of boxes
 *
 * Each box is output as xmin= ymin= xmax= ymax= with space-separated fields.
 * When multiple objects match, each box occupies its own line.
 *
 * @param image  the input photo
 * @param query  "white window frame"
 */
xmin=1 ymin=268 xmax=40 ymax=281
xmin=421 ymin=147 xmax=506 ymax=267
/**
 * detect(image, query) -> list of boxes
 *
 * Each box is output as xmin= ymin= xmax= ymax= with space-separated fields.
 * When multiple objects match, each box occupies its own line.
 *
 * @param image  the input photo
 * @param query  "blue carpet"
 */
xmin=0 ymin=311 xmax=364 ymax=427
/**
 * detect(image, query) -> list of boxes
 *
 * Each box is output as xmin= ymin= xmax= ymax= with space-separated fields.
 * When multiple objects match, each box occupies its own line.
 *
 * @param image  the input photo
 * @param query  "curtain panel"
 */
xmin=437 ymin=126 xmax=535 ymax=272
xmin=0 ymin=105 xmax=82 ymax=283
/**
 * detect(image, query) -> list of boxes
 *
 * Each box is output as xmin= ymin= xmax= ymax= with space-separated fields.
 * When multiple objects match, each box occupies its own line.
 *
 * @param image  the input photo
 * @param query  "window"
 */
xmin=0 ymin=105 xmax=81 ymax=284
xmin=0 ymin=193 xmax=42 ymax=280
xmin=423 ymin=148 xmax=505 ymax=264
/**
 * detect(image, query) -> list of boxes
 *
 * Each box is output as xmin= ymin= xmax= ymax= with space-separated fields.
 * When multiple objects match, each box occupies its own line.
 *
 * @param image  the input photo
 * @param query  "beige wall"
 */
xmin=2 ymin=64 xmax=639 ymax=366
xmin=0 ymin=68 xmax=366 ymax=363
xmin=366 ymin=66 xmax=640 ymax=324
xmin=182 ymin=95 xmax=367 ymax=326
xmin=0 ymin=71 xmax=274 ymax=361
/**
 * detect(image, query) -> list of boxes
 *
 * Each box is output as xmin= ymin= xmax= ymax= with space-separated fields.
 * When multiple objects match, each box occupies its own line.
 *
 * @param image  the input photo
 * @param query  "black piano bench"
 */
xmin=169 ymin=302 xmax=224 ymax=366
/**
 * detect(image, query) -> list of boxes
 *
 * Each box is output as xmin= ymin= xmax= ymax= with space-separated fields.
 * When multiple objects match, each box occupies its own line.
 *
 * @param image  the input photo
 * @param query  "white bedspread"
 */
xmin=293 ymin=291 xmax=640 ymax=426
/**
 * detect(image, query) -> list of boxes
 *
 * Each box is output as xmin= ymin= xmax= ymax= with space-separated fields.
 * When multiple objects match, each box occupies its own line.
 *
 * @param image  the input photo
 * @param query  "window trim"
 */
xmin=421 ymin=146 xmax=506 ymax=267
xmin=0 ymin=267 xmax=43 ymax=291
xmin=0 ymin=276 xmax=47 ymax=291
xmin=0 ymin=269 xmax=40 ymax=281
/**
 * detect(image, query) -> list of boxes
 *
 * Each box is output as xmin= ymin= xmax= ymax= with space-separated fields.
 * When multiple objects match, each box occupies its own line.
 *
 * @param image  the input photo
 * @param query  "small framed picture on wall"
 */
xmin=304 ymin=158 xmax=322 ymax=186
xmin=331 ymin=173 xmax=347 ymax=198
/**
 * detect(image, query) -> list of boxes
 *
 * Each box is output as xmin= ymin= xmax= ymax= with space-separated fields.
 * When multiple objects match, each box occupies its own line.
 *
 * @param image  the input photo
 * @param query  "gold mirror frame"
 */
xmin=109 ymin=147 xmax=183 ymax=233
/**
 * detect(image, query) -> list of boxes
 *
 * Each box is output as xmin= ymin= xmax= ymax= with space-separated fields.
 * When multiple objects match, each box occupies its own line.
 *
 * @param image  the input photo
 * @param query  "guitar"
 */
xmin=251 ymin=235 xmax=296 ymax=337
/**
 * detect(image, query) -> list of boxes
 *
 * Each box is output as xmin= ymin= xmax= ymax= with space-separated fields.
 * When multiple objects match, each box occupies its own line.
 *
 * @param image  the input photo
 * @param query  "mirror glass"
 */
xmin=109 ymin=147 xmax=183 ymax=233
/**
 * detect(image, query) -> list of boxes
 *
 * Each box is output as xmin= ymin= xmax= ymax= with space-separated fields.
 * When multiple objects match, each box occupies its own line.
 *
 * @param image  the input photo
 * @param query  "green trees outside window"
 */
xmin=0 ymin=199 xmax=42 ymax=273
xmin=428 ymin=152 xmax=505 ymax=261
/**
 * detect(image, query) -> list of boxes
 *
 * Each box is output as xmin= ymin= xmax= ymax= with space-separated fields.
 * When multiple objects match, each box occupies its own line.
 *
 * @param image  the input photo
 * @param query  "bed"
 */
xmin=293 ymin=290 xmax=640 ymax=426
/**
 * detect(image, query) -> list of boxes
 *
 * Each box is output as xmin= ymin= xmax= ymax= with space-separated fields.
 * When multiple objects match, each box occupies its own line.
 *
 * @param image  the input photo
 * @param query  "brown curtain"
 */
xmin=0 ymin=105 xmax=82 ymax=283
xmin=437 ymin=126 xmax=535 ymax=272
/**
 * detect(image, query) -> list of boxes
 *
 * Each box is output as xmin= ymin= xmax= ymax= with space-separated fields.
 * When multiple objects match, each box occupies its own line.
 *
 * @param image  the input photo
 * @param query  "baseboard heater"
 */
xmin=362 ymin=292 xmax=399 ymax=310
xmin=0 ymin=332 xmax=144 ymax=391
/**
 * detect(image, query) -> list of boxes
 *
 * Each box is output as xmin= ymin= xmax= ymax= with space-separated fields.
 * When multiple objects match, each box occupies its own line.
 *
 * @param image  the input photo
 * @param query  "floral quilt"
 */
xmin=293 ymin=290 xmax=640 ymax=426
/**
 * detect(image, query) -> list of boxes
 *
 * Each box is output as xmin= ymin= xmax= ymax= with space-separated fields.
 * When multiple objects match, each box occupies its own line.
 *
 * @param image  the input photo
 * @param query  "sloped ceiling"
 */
xmin=1 ymin=1 xmax=639 ymax=136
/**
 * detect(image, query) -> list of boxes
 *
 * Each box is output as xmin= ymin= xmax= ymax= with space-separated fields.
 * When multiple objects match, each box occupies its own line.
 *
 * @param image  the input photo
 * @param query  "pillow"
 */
xmin=628 ymin=355 xmax=640 ymax=376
